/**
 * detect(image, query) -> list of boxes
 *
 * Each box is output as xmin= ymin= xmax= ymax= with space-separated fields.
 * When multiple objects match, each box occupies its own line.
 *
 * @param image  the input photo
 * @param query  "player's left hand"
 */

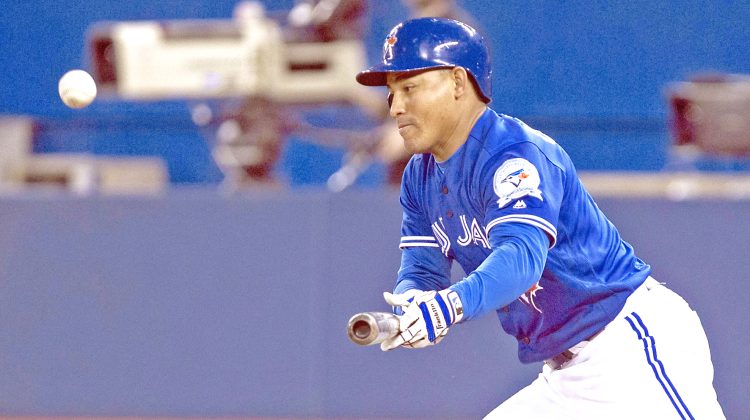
xmin=380 ymin=289 xmax=464 ymax=351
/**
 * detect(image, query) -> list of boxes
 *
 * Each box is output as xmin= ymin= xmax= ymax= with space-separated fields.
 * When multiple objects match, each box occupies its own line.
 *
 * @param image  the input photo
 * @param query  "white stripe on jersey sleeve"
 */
xmin=400 ymin=236 xmax=439 ymax=249
xmin=485 ymin=214 xmax=558 ymax=248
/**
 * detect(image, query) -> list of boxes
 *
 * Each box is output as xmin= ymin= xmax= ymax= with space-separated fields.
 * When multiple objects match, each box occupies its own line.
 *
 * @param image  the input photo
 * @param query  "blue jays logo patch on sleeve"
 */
xmin=493 ymin=158 xmax=543 ymax=208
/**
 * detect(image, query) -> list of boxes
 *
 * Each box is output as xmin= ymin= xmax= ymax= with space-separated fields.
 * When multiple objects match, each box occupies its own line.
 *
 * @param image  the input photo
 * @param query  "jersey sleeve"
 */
xmin=449 ymin=140 xmax=565 ymax=320
xmin=481 ymin=141 xmax=565 ymax=248
xmin=394 ymin=172 xmax=452 ymax=294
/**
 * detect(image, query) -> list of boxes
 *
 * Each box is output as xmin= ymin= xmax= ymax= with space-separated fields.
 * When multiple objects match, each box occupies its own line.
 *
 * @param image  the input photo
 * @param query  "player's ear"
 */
xmin=451 ymin=67 xmax=470 ymax=99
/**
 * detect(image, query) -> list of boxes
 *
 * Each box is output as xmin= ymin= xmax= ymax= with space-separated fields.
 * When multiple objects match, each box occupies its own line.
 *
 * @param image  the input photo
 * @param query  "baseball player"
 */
xmin=356 ymin=17 xmax=725 ymax=419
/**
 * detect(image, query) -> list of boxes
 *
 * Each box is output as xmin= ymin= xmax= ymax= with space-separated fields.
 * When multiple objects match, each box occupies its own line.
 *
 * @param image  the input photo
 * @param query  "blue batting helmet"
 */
xmin=356 ymin=17 xmax=492 ymax=103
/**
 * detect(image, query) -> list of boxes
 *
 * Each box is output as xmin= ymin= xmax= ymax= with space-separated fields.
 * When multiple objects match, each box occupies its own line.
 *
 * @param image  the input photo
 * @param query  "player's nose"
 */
xmin=389 ymin=92 xmax=406 ymax=118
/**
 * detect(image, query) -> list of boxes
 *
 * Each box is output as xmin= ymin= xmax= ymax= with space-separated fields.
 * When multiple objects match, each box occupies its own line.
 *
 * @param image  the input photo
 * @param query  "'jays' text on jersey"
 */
xmin=395 ymin=108 xmax=651 ymax=363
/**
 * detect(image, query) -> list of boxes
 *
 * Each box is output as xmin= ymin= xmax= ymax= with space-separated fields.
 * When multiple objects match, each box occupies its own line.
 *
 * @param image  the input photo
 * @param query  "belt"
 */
xmin=545 ymin=329 xmax=603 ymax=370
xmin=545 ymin=276 xmax=662 ymax=370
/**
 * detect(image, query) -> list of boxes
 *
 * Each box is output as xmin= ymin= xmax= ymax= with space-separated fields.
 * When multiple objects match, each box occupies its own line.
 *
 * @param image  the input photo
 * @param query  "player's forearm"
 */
xmin=394 ymin=247 xmax=452 ymax=293
xmin=450 ymin=224 xmax=548 ymax=321
xmin=393 ymin=278 xmax=424 ymax=295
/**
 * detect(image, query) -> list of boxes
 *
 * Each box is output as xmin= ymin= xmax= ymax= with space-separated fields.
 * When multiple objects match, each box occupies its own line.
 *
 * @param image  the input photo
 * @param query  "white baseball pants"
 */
xmin=485 ymin=277 xmax=725 ymax=419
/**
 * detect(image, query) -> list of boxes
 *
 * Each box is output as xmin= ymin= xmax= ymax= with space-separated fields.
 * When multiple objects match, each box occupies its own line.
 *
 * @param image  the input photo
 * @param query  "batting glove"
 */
xmin=385 ymin=288 xmax=427 ymax=315
xmin=380 ymin=289 xmax=464 ymax=351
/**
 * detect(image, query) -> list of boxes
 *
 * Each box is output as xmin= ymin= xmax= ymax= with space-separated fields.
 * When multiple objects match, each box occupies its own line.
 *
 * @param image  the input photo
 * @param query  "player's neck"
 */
xmin=432 ymin=103 xmax=487 ymax=162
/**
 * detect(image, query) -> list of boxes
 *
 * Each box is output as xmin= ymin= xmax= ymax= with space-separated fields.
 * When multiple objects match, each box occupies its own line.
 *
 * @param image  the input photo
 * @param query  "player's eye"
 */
xmin=387 ymin=92 xmax=393 ymax=108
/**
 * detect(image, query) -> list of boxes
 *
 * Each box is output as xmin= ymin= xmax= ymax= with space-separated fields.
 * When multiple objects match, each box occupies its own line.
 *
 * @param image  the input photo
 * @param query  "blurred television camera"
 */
xmin=86 ymin=0 xmax=381 ymax=189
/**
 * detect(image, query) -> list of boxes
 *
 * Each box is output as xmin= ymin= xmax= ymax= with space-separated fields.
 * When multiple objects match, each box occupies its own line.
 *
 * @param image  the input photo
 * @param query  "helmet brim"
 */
xmin=356 ymin=65 xmax=491 ymax=103
xmin=356 ymin=65 xmax=454 ymax=87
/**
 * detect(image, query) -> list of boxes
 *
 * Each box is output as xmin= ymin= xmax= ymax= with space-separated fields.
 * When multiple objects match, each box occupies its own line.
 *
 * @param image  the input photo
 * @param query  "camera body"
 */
xmin=87 ymin=14 xmax=367 ymax=104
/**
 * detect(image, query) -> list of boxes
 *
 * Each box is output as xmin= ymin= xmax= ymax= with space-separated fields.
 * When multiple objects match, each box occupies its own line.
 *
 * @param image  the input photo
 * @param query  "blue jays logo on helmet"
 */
xmin=385 ymin=34 xmax=397 ymax=61
xmin=356 ymin=17 xmax=492 ymax=103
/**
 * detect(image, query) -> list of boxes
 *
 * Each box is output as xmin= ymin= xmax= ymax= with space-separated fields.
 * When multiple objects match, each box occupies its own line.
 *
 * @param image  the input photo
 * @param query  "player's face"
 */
xmin=386 ymin=68 xmax=461 ymax=160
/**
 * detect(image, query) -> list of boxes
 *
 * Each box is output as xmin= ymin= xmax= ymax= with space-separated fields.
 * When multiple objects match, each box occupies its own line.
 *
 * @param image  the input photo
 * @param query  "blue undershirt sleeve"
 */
xmin=394 ymin=246 xmax=452 ymax=294
xmin=449 ymin=222 xmax=549 ymax=321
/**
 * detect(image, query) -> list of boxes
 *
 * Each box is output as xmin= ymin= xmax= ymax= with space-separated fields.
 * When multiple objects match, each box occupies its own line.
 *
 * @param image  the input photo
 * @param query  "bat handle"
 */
xmin=347 ymin=312 xmax=400 ymax=346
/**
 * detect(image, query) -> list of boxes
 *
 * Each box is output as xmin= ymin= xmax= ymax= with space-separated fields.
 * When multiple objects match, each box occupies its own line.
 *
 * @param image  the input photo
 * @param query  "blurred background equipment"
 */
xmin=0 ymin=116 xmax=35 ymax=189
xmin=86 ymin=0 xmax=376 ymax=188
xmin=88 ymin=2 xmax=366 ymax=102
xmin=666 ymin=73 xmax=750 ymax=167
xmin=0 ymin=116 xmax=166 ymax=196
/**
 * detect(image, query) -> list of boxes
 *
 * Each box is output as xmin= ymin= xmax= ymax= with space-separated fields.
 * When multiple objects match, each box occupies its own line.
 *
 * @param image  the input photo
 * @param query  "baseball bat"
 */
xmin=347 ymin=312 xmax=400 ymax=346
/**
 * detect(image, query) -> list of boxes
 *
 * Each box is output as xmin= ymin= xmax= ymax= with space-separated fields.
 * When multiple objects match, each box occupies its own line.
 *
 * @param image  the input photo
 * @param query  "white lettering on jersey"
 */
xmin=431 ymin=218 xmax=451 ymax=257
xmin=457 ymin=215 xmax=490 ymax=249
xmin=493 ymin=158 xmax=543 ymax=209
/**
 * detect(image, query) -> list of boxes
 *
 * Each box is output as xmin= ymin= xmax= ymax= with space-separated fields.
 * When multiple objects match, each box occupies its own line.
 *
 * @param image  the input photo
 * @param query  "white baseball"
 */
xmin=58 ymin=69 xmax=97 ymax=109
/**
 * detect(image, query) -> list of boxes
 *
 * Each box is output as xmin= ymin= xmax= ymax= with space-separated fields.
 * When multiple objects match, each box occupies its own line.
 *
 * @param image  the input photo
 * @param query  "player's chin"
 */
xmin=402 ymin=137 xmax=425 ymax=156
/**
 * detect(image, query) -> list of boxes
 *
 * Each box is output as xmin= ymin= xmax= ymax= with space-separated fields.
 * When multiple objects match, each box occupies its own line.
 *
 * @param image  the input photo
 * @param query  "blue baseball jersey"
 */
xmin=395 ymin=108 xmax=651 ymax=363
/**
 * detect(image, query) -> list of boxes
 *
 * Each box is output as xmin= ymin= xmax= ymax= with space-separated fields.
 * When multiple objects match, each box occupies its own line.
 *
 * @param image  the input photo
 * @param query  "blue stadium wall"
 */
xmin=0 ymin=191 xmax=748 ymax=418
xmin=1 ymin=1 xmax=749 ymax=183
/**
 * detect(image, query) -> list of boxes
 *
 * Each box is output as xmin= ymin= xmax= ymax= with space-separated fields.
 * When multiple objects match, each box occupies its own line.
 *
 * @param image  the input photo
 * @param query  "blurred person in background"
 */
xmin=286 ymin=0 xmax=368 ymax=41
xmin=401 ymin=0 xmax=479 ymax=27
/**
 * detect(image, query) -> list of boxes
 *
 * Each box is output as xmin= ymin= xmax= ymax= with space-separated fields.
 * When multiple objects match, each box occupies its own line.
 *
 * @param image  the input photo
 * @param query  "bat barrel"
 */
xmin=347 ymin=312 xmax=399 ymax=346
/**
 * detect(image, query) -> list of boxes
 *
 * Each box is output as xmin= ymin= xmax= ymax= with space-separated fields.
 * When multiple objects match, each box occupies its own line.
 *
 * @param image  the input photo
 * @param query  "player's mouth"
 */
xmin=398 ymin=121 xmax=416 ymax=135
